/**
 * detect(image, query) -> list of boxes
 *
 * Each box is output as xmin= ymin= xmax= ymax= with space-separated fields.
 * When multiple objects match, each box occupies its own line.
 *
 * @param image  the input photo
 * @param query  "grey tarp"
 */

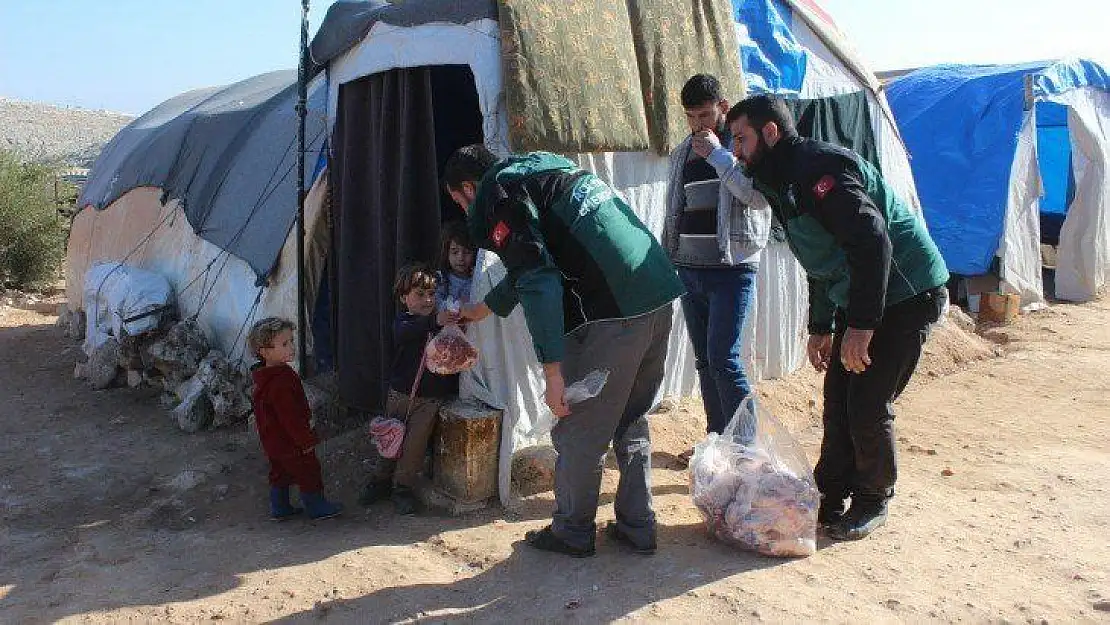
xmin=309 ymin=0 xmax=498 ymax=71
xmin=78 ymin=70 xmax=328 ymax=281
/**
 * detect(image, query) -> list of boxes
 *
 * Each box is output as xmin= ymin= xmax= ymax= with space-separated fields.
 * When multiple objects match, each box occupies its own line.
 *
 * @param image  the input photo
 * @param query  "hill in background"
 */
xmin=0 ymin=96 xmax=133 ymax=170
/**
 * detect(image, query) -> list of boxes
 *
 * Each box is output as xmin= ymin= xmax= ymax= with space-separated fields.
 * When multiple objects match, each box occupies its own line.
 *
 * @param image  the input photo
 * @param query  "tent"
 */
xmin=68 ymin=0 xmax=915 ymax=505
xmin=730 ymin=0 xmax=928 ymax=386
xmin=887 ymin=59 xmax=1110 ymax=303
xmin=734 ymin=0 xmax=921 ymax=210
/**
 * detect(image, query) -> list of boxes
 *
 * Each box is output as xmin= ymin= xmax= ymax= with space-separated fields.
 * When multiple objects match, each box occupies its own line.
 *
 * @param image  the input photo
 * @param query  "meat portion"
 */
xmin=425 ymin=326 xmax=479 ymax=375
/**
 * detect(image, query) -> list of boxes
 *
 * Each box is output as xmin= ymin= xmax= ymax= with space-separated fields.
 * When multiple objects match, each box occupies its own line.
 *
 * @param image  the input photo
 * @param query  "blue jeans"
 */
xmin=678 ymin=266 xmax=758 ymax=435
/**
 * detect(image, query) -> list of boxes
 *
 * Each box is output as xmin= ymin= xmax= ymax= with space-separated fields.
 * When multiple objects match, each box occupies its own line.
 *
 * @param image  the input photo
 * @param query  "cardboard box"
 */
xmin=979 ymin=292 xmax=1020 ymax=323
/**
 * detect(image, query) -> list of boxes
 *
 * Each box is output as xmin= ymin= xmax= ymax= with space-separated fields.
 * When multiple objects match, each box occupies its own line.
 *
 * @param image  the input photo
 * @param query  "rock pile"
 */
xmin=61 ymin=309 xmax=253 ymax=433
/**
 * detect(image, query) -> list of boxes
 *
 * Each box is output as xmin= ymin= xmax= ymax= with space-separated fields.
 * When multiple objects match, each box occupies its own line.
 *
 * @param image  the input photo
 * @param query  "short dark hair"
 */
xmin=726 ymin=94 xmax=798 ymax=137
xmin=394 ymin=262 xmax=437 ymax=304
xmin=681 ymin=74 xmax=723 ymax=108
xmin=442 ymin=143 xmax=498 ymax=191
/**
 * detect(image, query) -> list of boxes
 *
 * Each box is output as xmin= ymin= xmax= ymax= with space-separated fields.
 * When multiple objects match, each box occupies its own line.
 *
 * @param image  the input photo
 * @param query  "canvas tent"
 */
xmin=69 ymin=0 xmax=914 ymax=506
xmin=887 ymin=59 xmax=1110 ymax=303
xmin=729 ymin=0 xmax=930 ymax=391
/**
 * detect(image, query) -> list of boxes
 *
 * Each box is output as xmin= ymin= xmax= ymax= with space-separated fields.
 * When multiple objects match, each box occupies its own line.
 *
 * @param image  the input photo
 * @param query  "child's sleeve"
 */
xmin=271 ymin=374 xmax=318 ymax=453
xmin=394 ymin=313 xmax=438 ymax=343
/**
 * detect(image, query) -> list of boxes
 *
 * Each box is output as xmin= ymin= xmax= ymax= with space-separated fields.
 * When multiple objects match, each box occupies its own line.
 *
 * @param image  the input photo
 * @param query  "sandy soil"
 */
xmin=1 ymin=298 xmax=1108 ymax=624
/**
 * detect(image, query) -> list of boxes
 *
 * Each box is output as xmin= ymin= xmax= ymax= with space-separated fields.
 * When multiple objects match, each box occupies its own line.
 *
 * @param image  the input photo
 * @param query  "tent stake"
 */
xmin=296 ymin=0 xmax=310 ymax=375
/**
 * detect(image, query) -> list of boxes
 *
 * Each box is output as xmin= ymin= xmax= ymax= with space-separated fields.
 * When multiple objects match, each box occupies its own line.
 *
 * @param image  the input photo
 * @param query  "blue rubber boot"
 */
xmin=269 ymin=487 xmax=303 ymax=521
xmin=302 ymin=491 xmax=343 ymax=520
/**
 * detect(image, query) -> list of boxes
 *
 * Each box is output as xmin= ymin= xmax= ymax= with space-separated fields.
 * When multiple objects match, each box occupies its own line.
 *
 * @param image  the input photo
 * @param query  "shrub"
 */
xmin=0 ymin=149 xmax=68 ymax=288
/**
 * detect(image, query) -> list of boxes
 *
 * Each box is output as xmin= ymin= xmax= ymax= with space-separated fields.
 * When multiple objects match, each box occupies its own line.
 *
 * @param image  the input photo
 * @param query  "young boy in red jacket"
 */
xmin=248 ymin=317 xmax=341 ymax=520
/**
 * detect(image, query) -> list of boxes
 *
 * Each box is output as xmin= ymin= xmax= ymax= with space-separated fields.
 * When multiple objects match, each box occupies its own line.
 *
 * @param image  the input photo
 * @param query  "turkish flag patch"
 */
xmin=491 ymin=221 xmax=511 ymax=248
xmin=813 ymin=174 xmax=836 ymax=200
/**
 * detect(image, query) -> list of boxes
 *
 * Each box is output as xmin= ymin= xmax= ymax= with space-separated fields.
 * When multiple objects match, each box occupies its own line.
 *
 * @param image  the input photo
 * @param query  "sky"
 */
xmin=1 ymin=0 xmax=1108 ymax=115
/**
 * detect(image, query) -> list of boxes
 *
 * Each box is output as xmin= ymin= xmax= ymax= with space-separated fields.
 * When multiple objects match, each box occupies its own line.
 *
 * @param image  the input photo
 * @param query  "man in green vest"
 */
xmin=444 ymin=145 xmax=683 ymax=557
xmin=718 ymin=95 xmax=950 ymax=540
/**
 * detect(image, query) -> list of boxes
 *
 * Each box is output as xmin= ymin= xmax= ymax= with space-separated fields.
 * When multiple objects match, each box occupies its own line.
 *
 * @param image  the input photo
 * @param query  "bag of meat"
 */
xmin=689 ymin=397 xmax=819 ymax=557
xmin=425 ymin=324 xmax=479 ymax=374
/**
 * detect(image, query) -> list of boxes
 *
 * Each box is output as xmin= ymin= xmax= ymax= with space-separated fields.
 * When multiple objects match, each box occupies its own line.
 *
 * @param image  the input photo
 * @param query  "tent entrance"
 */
xmin=326 ymin=64 xmax=483 ymax=413
xmin=1036 ymin=101 xmax=1074 ymax=249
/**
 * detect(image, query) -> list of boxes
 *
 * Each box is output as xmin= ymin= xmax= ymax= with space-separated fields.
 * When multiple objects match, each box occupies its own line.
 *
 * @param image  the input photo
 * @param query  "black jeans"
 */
xmin=813 ymin=287 xmax=947 ymax=499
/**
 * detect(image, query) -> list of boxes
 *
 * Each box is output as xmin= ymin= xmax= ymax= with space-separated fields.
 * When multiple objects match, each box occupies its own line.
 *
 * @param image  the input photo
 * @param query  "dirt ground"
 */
xmin=1 ymin=297 xmax=1108 ymax=624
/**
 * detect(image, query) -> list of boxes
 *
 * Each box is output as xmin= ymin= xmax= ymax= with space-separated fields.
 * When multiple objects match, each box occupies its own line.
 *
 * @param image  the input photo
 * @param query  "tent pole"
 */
xmin=296 ymin=0 xmax=310 ymax=375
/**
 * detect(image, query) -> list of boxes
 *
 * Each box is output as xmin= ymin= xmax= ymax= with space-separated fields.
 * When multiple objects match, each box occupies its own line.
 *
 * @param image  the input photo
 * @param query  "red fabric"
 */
xmin=267 ymin=452 xmax=324 ymax=492
xmin=252 ymin=364 xmax=318 ymax=460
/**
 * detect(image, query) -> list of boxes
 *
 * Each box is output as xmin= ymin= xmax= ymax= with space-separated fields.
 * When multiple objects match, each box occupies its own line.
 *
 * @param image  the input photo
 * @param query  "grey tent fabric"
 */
xmin=330 ymin=68 xmax=443 ymax=413
xmin=309 ymin=0 xmax=498 ymax=71
xmin=78 ymin=70 xmax=328 ymax=281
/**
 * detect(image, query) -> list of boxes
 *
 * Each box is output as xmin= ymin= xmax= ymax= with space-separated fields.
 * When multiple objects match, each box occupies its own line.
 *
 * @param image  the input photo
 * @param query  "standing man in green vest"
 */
xmin=444 ymin=145 xmax=684 ymax=557
xmin=718 ymin=95 xmax=950 ymax=540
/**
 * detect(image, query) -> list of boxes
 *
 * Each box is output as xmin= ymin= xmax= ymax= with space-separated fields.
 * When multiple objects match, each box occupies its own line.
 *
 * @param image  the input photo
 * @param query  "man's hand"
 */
xmin=807 ymin=334 xmax=833 ymax=372
xmin=691 ymin=129 xmax=722 ymax=159
xmin=459 ymin=302 xmax=492 ymax=323
xmin=543 ymin=362 xmax=570 ymax=418
xmin=840 ymin=327 xmax=874 ymax=374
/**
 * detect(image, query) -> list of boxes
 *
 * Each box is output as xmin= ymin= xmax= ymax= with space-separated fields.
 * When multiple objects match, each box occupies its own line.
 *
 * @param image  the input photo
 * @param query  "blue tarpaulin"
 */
xmin=887 ymin=59 xmax=1110 ymax=275
xmin=733 ymin=0 xmax=806 ymax=94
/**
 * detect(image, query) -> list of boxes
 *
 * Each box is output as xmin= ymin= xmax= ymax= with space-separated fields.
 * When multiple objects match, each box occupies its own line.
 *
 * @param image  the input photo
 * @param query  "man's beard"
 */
xmin=740 ymin=135 xmax=771 ymax=174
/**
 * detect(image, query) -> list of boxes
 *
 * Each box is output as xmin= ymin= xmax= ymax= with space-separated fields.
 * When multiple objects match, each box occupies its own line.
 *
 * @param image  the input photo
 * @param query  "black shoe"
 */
xmin=357 ymin=481 xmax=392 ymax=507
xmin=604 ymin=521 xmax=656 ymax=555
xmin=391 ymin=486 xmax=420 ymax=516
xmin=828 ymin=496 xmax=889 ymax=541
xmin=817 ymin=493 xmax=849 ymax=528
xmin=524 ymin=526 xmax=595 ymax=558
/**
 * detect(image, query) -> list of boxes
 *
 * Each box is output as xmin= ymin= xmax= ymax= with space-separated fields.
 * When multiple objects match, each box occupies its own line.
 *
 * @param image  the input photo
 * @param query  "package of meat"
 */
xmin=424 ymin=324 xmax=479 ymax=374
xmin=369 ymin=416 xmax=405 ymax=459
xmin=689 ymin=397 xmax=819 ymax=558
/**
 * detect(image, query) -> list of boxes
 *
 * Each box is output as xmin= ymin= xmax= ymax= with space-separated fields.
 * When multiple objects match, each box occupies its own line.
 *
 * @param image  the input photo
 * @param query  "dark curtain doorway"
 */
xmin=328 ymin=65 xmax=482 ymax=413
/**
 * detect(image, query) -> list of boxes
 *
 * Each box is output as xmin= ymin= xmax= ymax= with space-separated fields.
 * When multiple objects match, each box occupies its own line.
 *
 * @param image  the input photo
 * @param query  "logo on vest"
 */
xmin=571 ymin=177 xmax=615 ymax=217
xmin=491 ymin=221 xmax=511 ymax=248
xmin=813 ymin=175 xmax=836 ymax=200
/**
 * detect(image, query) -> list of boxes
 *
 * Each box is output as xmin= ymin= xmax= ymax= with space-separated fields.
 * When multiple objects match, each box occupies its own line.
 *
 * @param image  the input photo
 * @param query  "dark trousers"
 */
xmin=268 ymin=452 xmax=324 ymax=493
xmin=813 ymin=287 xmax=947 ymax=499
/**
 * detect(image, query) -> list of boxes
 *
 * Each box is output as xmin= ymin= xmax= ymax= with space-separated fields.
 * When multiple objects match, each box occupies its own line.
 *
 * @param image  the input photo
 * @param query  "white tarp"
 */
xmin=999 ymin=111 xmax=1046 ymax=304
xmin=1047 ymin=87 xmax=1110 ymax=301
xmin=82 ymin=261 xmax=174 ymax=354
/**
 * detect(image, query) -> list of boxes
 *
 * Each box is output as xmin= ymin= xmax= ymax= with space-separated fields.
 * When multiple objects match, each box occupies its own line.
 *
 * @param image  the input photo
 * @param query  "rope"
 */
xmin=87 ymin=206 xmax=177 ymax=341
xmin=231 ymin=287 xmax=266 ymax=366
xmin=183 ymin=125 xmax=326 ymax=322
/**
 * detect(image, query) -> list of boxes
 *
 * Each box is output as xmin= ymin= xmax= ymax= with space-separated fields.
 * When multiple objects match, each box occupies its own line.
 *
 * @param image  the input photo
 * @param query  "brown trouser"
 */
xmin=388 ymin=390 xmax=444 ymax=488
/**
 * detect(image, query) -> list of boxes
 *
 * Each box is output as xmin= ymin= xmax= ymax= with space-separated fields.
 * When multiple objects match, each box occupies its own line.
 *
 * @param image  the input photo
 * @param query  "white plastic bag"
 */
xmin=563 ymin=369 xmax=609 ymax=404
xmin=527 ymin=369 xmax=610 ymax=438
xmin=689 ymin=397 xmax=819 ymax=557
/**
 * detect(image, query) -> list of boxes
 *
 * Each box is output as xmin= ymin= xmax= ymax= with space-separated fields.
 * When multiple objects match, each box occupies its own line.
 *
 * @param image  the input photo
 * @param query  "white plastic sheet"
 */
xmin=999 ymin=111 xmax=1046 ymax=304
xmin=82 ymin=261 xmax=173 ymax=354
xmin=1047 ymin=87 xmax=1110 ymax=302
